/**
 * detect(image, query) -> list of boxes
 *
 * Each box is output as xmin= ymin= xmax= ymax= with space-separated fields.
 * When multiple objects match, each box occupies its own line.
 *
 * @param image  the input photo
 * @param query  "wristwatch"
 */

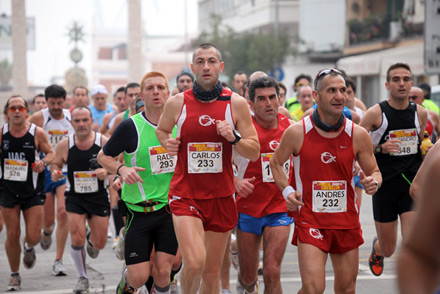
xmin=374 ymin=145 xmax=382 ymax=154
xmin=229 ymin=130 xmax=242 ymax=145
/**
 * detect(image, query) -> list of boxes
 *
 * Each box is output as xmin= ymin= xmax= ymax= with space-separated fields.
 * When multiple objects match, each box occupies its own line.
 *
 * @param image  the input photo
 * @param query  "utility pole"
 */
xmin=127 ymin=0 xmax=143 ymax=82
xmin=11 ymin=0 xmax=27 ymax=93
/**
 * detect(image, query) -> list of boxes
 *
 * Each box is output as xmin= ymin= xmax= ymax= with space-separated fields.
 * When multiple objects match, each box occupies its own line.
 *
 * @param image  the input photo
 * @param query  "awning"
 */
xmin=337 ymin=41 xmax=424 ymax=76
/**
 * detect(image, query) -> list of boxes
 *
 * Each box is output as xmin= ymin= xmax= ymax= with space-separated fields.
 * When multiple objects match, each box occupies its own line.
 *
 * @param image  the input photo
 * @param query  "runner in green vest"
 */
xmin=98 ymin=71 xmax=177 ymax=294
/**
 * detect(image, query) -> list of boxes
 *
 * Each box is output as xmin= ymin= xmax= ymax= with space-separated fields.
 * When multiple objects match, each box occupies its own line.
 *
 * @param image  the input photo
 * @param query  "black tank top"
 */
xmin=1 ymin=123 xmax=44 ymax=198
xmin=65 ymin=132 xmax=108 ymax=199
xmin=372 ymin=101 xmax=422 ymax=180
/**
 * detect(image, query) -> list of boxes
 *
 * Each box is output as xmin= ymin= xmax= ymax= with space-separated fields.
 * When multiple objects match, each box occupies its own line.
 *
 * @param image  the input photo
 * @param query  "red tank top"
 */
xmin=427 ymin=113 xmax=434 ymax=139
xmin=293 ymin=116 xmax=359 ymax=229
xmin=169 ymin=88 xmax=235 ymax=199
xmin=235 ymin=113 xmax=292 ymax=217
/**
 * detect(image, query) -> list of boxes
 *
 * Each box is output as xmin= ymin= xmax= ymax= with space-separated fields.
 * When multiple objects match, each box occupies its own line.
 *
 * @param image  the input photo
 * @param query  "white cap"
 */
xmin=91 ymin=84 xmax=108 ymax=96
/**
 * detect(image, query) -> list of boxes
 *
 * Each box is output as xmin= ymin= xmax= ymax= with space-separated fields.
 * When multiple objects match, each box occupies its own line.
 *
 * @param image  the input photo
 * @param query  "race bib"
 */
xmin=389 ymin=129 xmax=418 ymax=156
xmin=261 ymin=153 xmax=290 ymax=182
xmin=312 ymin=180 xmax=347 ymax=213
xmin=48 ymin=129 xmax=69 ymax=149
xmin=188 ymin=142 xmax=222 ymax=173
xmin=74 ymin=171 xmax=98 ymax=193
xmin=4 ymin=159 xmax=28 ymax=182
xmin=149 ymin=146 xmax=176 ymax=175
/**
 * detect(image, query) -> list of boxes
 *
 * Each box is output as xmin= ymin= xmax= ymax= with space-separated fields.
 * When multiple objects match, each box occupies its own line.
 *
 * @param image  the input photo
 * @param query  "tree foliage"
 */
xmin=194 ymin=14 xmax=292 ymax=81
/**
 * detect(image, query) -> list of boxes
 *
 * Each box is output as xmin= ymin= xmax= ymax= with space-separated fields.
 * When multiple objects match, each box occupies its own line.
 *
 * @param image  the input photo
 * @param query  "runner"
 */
xmin=0 ymin=95 xmax=54 ymax=291
xmin=51 ymin=106 xmax=109 ymax=293
xmin=156 ymin=43 xmax=260 ymax=294
xmin=360 ymin=63 xmax=428 ymax=277
xmin=29 ymin=84 xmax=75 ymax=276
xmin=98 ymin=71 xmax=178 ymax=294
xmin=270 ymin=68 xmax=382 ymax=293
xmin=234 ymin=76 xmax=293 ymax=294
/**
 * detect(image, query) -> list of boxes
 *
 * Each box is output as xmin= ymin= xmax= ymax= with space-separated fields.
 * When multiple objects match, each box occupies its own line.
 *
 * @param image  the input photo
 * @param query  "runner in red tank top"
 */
xmin=270 ymin=69 xmax=382 ymax=294
xmin=234 ymin=76 xmax=294 ymax=294
xmin=156 ymin=43 xmax=260 ymax=294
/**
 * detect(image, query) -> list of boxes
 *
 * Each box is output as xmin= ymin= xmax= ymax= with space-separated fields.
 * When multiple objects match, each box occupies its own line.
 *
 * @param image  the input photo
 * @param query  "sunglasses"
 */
xmin=408 ymin=95 xmax=420 ymax=100
xmin=295 ymin=82 xmax=310 ymax=87
xmin=9 ymin=106 xmax=26 ymax=112
xmin=314 ymin=68 xmax=344 ymax=89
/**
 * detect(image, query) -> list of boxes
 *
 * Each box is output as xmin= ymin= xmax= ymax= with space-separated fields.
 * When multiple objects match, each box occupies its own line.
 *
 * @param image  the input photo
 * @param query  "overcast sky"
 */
xmin=0 ymin=0 xmax=198 ymax=87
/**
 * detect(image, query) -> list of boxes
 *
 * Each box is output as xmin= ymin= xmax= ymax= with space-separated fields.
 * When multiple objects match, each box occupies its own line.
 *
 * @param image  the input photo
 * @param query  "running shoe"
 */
xmin=170 ymin=276 xmax=179 ymax=294
xmin=136 ymin=285 xmax=148 ymax=294
xmin=86 ymin=229 xmax=99 ymax=259
xmin=115 ymin=227 xmax=125 ymax=261
xmin=40 ymin=228 xmax=53 ymax=251
xmin=52 ymin=259 xmax=67 ymax=276
xmin=369 ymin=236 xmax=384 ymax=276
xmin=112 ymin=237 xmax=120 ymax=250
xmin=257 ymin=260 xmax=263 ymax=275
xmin=73 ymin=277 xmax=89 ymax=293
xmin=220 ymin=289 xmax=232 ymax=294
xmin=7 ymin=274 xmax=21 ymax=291
xmin=23 ymin=243 xmax=36 ymax=269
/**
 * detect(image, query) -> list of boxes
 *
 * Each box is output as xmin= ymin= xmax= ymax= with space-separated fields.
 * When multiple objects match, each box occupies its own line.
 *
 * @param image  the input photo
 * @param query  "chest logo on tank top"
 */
xmin=3 ymin=140 xmax=9 ymax=151
xmin=321 ymin=152 xmax=336 ymax=164
xmin=269 ymin=140 xmax=279 ymax=151
xmin=199 ymin=115 xmax=216 ymax=127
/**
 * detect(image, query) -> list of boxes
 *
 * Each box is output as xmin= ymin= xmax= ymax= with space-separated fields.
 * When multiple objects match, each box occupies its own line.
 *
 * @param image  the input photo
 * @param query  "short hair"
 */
xmin=192 ymin=43 xmax=222 ymax=63
xmin=45 ymin=84 xmax=66 ymax=100
xmin=386 ymin=63 xmax=412 ymax=82
xmin=32 ymin=94 xmax=45 ymax=104
xmin=71 ymin=105 xmax=93 ymax=118
xmin=278 ymin=82 xmax=287 ymax=94
xmin=419 ymin=82 xmax=431 ymax=100
xmin=345 ymin=78 xmax=356 ymax=94
xmin=113 ymin=86 xmax=126 ymax=98
xmin=73 ymin=86 xmax=88 ymax=96
xmin=234 ymin=71 xmax=247 ymax=78
xmin=297 ymin=84 xmax=313 ymax=97
xmin=248 ymin=76 xmax=280 ymax=102
xmin=125 ymin=82 xmax=140 ymax=95
xmin=176 ymin=71 xmax=194 ymax=84
xmin=140 ymin=71 xmax=169 ymax=93
xmin=4 ymin=94 xmax=29 ymax=115
xmin=314 ymin=69 xmax=346 ymax=93
xmin=294 ymin=74 xmax=312 ymax=86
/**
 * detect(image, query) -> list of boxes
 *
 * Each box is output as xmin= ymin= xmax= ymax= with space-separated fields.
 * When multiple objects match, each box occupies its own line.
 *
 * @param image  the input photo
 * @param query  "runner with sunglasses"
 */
xmin=0 ymin=95 xmax=54 ymax=291
xmin=271 ymin=68 xmax=382 ymax=293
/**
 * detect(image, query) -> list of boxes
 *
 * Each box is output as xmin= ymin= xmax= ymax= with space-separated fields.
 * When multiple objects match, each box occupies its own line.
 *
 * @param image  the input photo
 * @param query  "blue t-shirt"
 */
xmin=89 ymin=103 xmax=113 ymax=127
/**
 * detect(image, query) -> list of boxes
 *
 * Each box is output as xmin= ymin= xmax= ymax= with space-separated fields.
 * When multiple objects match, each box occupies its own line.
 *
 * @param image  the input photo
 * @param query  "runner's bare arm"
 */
xmin=354 ymin=125 xmax=382 ymax=195
xmin=398 ymin=143 xmax=440 ymax=293
xmin=35 ymin=126 xmax=54 ymax=172
xmin=416 ymin=104 xmax=428 ymax=140
xmin=229 ymin=94 xmax=260 ymax=162
xmin=107 ymin=112 xmax=124 ymax=136
xmin=50 ymin=138 xmax=68 ymax=181
xmin=270 ymin=123 xmax=304 ymax=210
xmin=156 ymin=94 xmax=184 ymax=156
xmin=359 ymin=104 xmax=382 ymax=132
xmin=28 ymin=110 xmax=44 ymax=127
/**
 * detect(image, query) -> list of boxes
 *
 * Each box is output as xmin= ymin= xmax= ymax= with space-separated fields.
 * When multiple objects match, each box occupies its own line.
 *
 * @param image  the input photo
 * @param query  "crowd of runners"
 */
xmin=0 ymin=42 xmax=439 ymax=294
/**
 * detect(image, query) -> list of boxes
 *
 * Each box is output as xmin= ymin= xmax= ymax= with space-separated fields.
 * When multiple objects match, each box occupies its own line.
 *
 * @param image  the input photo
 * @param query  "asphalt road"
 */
xmin=0 ymin=191 xmax=400 ymax=293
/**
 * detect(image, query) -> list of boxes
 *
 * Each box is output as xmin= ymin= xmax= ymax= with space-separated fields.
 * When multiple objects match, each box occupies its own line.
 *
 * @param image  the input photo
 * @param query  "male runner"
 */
xmin=360 ymin=63 xmax=428 ymax=276
xmin=98 ymin=71 xmax=178 ymax=294
xmin=156 ymin=43 xmax=260 ymax=294
xmin=51 ymin=106 xmax=109 ymax=293
xmin=0 ymin=95 xmax=54 ymax=290
xmin=29 ymin=84 xmax=75 ymax=276
xmin=234 ymin=76 xmax=293 ymax=294
xmin=271 ymin=68 xmax=382 ymax=293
